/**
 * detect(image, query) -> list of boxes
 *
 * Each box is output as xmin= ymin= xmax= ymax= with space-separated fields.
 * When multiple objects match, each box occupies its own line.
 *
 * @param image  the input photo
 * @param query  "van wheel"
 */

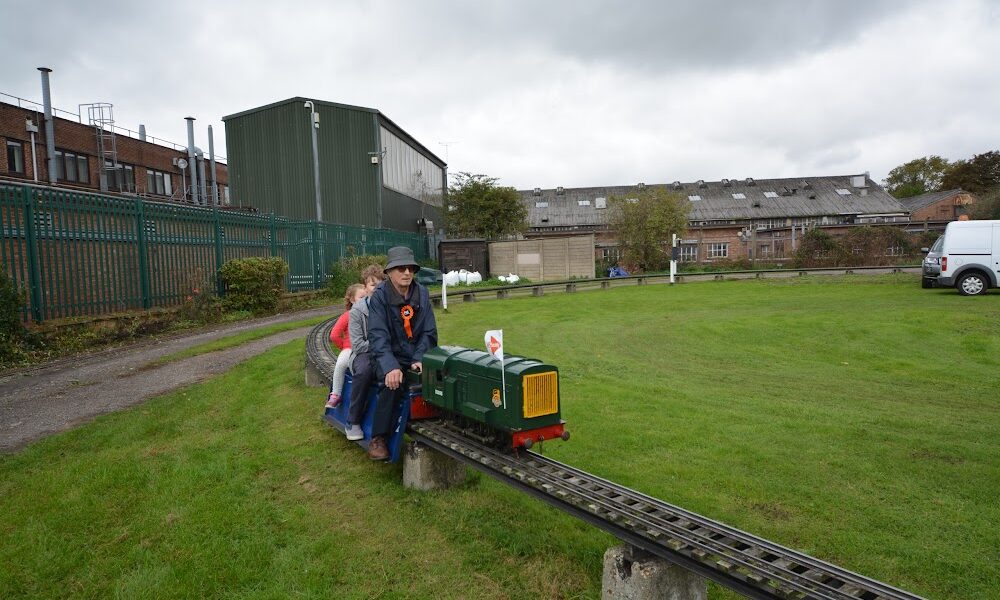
xmin=957 ymin=272 xmax=988 ymax=296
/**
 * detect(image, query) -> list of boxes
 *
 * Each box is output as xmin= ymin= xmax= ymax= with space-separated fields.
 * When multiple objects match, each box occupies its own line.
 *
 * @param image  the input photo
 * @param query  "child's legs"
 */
xmin=348 ymin=353 xmax=374 ymax=424
xmin=331 ymin=351 xmax=351 ymax=396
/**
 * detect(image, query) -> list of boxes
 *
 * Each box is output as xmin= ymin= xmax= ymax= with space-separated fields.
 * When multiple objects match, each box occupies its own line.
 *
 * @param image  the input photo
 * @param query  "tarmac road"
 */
xmin=0 ymin=306 xmax=338 ymax=453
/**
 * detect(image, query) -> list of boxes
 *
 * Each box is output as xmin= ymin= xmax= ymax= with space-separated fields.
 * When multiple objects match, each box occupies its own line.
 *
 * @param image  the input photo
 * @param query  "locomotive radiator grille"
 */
xmin=522 ymin=372 xmax=558 ymax=418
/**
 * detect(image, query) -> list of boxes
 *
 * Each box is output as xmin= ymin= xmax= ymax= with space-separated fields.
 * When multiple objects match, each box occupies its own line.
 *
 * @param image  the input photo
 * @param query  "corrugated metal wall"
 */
xmin=224 ymin=99 xmax=380 ymax=225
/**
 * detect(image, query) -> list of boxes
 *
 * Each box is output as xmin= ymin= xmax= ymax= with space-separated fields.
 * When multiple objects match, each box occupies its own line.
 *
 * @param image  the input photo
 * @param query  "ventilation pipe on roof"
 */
xmin=533 ymin=187 xmax=541 ymax=196
xmin=721 ymin=178 xmax=731 ymax=187
xmin=697 ymin=180 xmax=706 ymax=188
xmin=37 ymin=67 xmax=57 ymax=184
xmin=672 ymin=181 xmax=682 ymax=190
xmin=196 ymin=148 xmax=208 ymax=207
xmin=208 ymin=125 xmax=219 ymax=205
xmin=556 ymin=186 xmax=565 ymax=195
xmin=185 ymin=117 xmax=199 ymax=204
xmin=745 ymin=177 xmax=755 ymax=186
xmin=139 ymin=124 xmax=147 ymax=142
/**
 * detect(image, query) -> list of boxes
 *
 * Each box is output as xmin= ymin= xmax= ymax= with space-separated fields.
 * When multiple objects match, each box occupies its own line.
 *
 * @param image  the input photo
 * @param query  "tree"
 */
xmin=939 ymin=151 xmax=1000 ymax=195
xmin=970 ymin=185 xmax=1000 ymax=220
xmin=444 ymin=173 xmax=527 ymax=239
xmin=607 ymin=186 xmax=689 ymax=272
xmin=883 ymin=156 xmax=951 ymax=199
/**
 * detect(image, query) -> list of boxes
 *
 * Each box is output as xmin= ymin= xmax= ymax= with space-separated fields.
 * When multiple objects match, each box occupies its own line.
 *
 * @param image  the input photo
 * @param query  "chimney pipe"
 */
xmin=38 ymin=67 xmax=57 ymax=184
xmin=208 ymin=125 xmax=219 ymax=205
xmin=185 ymin=117 xmax=199 ymax=203
xmin=138 ymin=124 xmax=146 ymax=141
xmin=197 ymin=149 xmax=208 ymax=207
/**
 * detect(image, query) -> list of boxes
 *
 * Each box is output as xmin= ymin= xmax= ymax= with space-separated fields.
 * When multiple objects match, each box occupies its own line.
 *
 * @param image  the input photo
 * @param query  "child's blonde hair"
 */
xmin=361 ymin=264 xmax=385 ymax=283
xmin=344 ymin=283 xmax=365 ymax=311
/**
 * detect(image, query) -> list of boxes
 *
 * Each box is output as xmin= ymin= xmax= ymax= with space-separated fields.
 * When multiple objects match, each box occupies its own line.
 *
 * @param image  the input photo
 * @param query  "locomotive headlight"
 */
xmin=523 ymin=371 xmax=559 ymax=418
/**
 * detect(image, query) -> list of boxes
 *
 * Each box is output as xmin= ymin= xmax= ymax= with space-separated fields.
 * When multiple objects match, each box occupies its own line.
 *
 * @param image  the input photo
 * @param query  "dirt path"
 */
xmin=0 ymin=307 xmax=337 ymax=453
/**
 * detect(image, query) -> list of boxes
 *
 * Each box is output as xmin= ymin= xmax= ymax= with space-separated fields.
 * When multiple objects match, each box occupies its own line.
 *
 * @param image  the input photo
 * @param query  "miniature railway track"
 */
xmin=305 ymin=317 xmax=925 ymax=600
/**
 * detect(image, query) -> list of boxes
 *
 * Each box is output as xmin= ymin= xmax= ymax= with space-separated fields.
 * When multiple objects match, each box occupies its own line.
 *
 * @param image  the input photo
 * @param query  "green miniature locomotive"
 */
xmin=420 ymin=346 xmax=568 ymax=449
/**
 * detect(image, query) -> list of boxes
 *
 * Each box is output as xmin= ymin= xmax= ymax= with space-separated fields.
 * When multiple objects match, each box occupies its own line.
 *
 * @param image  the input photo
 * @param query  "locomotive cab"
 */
xmin=421 ymin=346 xmax=569 ymax=449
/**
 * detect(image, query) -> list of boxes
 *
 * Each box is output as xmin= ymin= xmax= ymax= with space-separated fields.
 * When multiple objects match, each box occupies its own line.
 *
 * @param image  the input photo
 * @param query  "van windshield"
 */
xmin=930 ymin=236 xmax=944 ymax=253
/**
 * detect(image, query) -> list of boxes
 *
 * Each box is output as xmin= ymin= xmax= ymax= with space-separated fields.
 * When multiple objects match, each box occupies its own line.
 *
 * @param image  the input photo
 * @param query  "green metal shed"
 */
xmin=222 ymin=98 xmax=445 ymax=234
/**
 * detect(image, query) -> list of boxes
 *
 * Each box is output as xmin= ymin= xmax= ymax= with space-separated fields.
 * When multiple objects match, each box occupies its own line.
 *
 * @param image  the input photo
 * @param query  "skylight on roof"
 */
xmin=535 ymin=201 xmax=548 ymax=208
xmin=732 ymin=193 xmax=746 ymax=200
xmin=688 ymin=195 xmax=701 ymax=201
xmin=763 ymin=191 xmax=779 ymax=198
xmin=836 ymin=188 xmax=852 ymax=196
xmin=578 ymin=200 xmax=591 ymax=206
xmin=595 ymin=197 xmax=607 ymax=209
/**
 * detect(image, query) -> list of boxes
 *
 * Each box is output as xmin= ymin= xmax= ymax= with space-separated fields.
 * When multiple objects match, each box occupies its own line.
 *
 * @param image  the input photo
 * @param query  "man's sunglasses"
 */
xmin=394 ymin=265 xmax=417 ymax=273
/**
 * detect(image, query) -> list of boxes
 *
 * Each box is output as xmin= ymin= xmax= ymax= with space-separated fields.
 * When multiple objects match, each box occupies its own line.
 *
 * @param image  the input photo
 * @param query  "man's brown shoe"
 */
xmin=368 ymin=436 xmax=389 ymax=460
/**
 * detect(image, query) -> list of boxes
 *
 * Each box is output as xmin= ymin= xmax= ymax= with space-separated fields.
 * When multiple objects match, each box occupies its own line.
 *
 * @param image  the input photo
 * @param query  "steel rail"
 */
xmin=304 ymin=314 xmax=926 ymax=600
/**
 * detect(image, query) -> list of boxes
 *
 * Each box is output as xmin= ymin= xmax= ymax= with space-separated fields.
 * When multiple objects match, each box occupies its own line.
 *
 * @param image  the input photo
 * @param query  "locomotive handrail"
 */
xmin=304 ymin=318 xmax=926 ymax=600
xmin=430 ymin=265 xmax=920 ymax=303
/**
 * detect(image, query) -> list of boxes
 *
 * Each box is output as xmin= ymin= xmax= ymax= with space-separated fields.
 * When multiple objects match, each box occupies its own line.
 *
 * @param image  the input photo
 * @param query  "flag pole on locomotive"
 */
xmin=484 ymin=329 xmax=505 ymax=409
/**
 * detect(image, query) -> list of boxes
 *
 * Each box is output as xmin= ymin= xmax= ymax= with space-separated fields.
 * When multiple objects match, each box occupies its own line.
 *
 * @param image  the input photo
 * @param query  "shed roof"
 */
xmin=898 ymin=189 xmax=966 ymax=212
xmin=520 ymin=175 xmax=906 ymax=227
xmin=222 ymin=97 xmax=446 ymax=167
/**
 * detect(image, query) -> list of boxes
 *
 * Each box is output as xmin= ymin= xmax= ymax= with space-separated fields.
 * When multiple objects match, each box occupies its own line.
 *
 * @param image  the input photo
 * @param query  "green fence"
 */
xmin=0 ymin=183 xmax=429 ymax=323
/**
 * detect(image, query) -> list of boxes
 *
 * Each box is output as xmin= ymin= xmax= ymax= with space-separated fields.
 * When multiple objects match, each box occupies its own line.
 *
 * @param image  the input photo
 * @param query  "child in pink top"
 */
xmin=326 ymin=283 xmax=366 ymax=408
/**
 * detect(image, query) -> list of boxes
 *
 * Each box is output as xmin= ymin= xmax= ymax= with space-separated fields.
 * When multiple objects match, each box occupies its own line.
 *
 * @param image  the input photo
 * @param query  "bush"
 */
xmin=177 ymin=268 xmax=223 ymax=324
xmin=0 ymin=267 xmax=27 ymax=364
xmin=327 ymin=254 xmax=386 ymax=298
xmin=220 ymin=257 xmax=289 ymax=315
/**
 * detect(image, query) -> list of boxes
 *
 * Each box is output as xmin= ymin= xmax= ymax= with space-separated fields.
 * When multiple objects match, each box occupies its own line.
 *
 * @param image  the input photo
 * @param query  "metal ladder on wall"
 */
xmin=81 ymin=103 xmax=120 ymax=192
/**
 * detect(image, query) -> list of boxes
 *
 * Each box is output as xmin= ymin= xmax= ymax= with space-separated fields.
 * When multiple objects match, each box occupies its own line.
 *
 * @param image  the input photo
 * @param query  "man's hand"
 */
xmin=410 ymin=361 xmax=422 ymax=373
xmin=385 ymin=368 xmax=403 ymax=390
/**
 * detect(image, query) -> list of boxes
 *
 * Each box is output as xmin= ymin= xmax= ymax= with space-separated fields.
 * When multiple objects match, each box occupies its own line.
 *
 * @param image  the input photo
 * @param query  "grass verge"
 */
xmin=1 ymin=274 xmax=996 ymax=599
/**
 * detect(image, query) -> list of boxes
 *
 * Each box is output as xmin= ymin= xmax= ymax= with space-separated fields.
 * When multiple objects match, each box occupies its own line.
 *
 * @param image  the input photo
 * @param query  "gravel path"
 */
xmin=0 ymin=307 xmax=337 ymax=453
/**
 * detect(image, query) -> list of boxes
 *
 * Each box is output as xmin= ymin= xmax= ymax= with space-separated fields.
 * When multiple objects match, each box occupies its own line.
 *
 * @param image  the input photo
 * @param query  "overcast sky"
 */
xmin=3 ymin=0 xmax=998 ymax=191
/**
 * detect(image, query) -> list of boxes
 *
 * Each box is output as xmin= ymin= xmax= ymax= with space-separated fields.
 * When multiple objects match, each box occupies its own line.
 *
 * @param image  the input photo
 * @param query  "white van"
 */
xmin=936 ymin=219 xmax=1000 ymax=295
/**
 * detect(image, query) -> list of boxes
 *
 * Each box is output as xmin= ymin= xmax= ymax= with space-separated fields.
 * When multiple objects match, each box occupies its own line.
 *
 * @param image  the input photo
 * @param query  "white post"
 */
xmin=669 ymin=233 xmax=678 ymax=284
xmin=442 ymin=279 xmax=448 ymax=311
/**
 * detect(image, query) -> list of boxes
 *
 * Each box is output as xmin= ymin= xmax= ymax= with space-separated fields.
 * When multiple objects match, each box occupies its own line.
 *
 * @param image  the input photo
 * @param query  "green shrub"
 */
xmin=177 ymin=268 xmax=224 ymax=324
xmin=220 ymin=257 xmax=289 ymax=315
xmin=0 ymin=267 xmax=27 ymax=364
xmin=327 ymin=254 xmax=386 ymax=298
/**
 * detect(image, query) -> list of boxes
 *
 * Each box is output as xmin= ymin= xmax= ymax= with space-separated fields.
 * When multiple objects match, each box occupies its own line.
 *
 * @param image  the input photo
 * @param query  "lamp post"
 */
xmin=303 ymin=101 xmax=323 ymax=222
xmin=303 ymin=101 xmax=323 ymax=288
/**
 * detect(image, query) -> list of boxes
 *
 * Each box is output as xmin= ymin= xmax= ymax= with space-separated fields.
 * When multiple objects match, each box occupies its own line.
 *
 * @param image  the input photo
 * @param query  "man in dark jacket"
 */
xmin=366 ymin=246 xmax=438 ymax=460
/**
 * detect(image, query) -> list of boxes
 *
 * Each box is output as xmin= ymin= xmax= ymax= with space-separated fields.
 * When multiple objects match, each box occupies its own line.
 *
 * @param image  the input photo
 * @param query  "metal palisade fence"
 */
xmin=0 ymin=183 xmax=428 ymax=323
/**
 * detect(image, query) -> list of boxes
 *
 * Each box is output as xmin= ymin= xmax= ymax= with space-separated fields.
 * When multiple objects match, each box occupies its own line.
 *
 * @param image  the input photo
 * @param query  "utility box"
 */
xmin=439 ymin=238 xmax=489 ymax=273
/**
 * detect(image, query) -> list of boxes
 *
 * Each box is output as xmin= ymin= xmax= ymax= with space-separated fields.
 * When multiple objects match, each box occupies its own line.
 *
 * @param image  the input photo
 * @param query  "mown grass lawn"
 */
xmin=1 ymin=274 xmax=997 ymax=599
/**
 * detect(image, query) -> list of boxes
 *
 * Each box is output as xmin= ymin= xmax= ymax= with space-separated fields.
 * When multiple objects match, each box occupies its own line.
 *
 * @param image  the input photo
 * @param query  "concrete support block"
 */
xmin=432 ymin=297 xmax=442 ymax=309
xmin=497 ymin=290 xmax=509 ymax=299
xmin=676 ymin=276 xmax=684 ymax=283
xmin=566 ymin=283 xmax=577 ymax=293
xmin=602 ymin=545 xmax=706 ymax=600
xmin=637 ymin=277 xmax=646 ymax=285
xmin=601 ymin=281 xmax=611 ymax=289
xmin=402 ymin=442 xmax=467 ymax=491
xmin=714 ymin=274 xmax=724 ymax=281
xmin=463 ymin=293 xmax=477 ymax=302
xmin=532 ymin=287 xmax=544 ymax=297
xmin=304 ymin=356 xmax=326 ymax=387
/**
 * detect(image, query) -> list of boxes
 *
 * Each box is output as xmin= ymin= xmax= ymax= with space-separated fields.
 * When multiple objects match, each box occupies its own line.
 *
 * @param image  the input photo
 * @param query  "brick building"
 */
xmin=519 ymin=174 xmax=910 ymax=267
xmin=899 ymin=189 xmax=975 ymax=224
xmin=1 ymin=95 xmax=227 ymax=204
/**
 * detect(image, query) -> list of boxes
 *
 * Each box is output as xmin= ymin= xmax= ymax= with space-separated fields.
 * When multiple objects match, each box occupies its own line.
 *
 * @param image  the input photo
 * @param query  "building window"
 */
xmin=222 ymin=185 xmax=230 ymax=205
xmin=680 ymin=245 xmax=698 ymax=262
xmin=6 ymin=140 xmax=25 ymax=174
xmin=759 ymin=244 xmax=771 ymax=257
xmin=146 ymin=169 xmax=172 ymax=196
xmin=105 ymin=161 xmax=136 ymax=192
xmin=708 ymin=243 xmax=728 ymax=258
xmin=54 ymin=150 xmax=90 ymax=183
